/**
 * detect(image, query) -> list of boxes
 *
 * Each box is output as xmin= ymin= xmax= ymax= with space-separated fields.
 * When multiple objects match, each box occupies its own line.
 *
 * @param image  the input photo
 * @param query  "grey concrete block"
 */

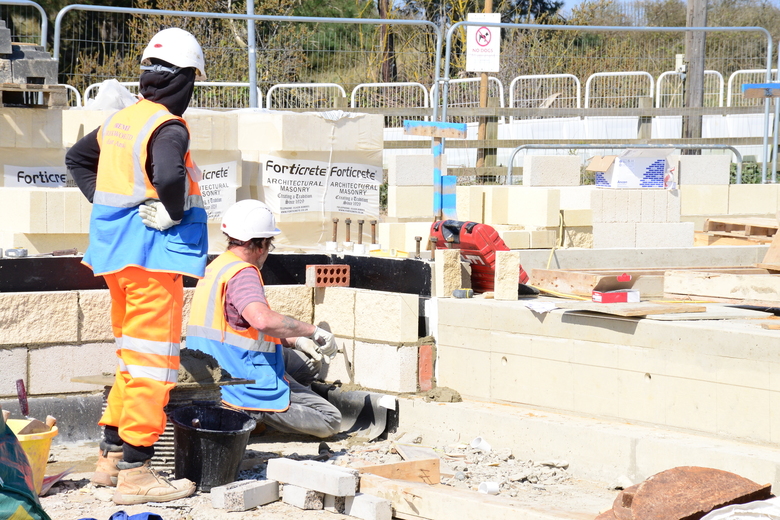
xmin=522 ymin=155 xmax=581 ymax=186
xmin=10 ymin=44 xmax=57 ymax=84
xmin=211 ymin=479 xmax=279 ymax=511
xmin=0 ymin=347 xmax=27 ymax=398
xmin=388 ymin=154 xmax=438 ymax=186
xmin=0 ymin=21 xmax=10 ymax=55
xmin=282 ymin=484 xmax=324 ymax=510
xmin=677 ymin=155 xmax=732 ymax=185
xmin=324 ymin=494 xmax=346 ymax=513
xmin=267 ymin=458 xmax=359 ymax=496
xmin=28 ymin=343 xmax=117 ymax=395
xmin=0 ymin=58 xmax=11 ymax=83
xmin=345 ymin=493 xmax=393 ymax=520
xmin=592 ymin=223 xmax=636 ymax=248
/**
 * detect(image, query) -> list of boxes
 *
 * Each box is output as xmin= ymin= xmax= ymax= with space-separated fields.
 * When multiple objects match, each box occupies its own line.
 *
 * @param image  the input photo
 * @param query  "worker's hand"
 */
xmin=310 ymin=327 xmax=338 ymax=358
xmin=294 ymin=337 xmax=323 ymax=363
xmin=138 ymin=200 xmax=180 ymax=231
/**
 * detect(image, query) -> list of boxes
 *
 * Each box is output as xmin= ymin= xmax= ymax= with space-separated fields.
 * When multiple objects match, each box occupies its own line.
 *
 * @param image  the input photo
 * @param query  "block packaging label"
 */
xmin=198 ymin=161 xmax=238 ymax=221
xmin=5 ymin=165 xmax=74 ymax=187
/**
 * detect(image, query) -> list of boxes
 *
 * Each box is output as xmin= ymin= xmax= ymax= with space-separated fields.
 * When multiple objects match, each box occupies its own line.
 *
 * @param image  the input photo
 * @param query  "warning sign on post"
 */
xmin=466 ymin=13 xmax=501 ymax=73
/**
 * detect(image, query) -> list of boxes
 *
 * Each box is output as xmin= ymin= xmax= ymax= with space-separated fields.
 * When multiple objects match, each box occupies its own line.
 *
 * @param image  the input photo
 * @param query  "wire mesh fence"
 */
xmin=351 ymin=82 xmax=429 ymax=127
xmin=0 ymin=1 xmax=43 ymax=44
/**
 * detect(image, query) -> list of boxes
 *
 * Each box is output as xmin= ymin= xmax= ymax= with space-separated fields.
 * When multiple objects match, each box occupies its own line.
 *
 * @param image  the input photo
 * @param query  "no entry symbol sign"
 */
xmin=476 ymin=27 xmax=491 ymax=47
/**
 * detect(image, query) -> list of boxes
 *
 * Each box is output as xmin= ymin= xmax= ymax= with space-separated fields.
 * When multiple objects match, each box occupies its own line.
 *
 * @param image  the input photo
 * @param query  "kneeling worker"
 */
xmin=187 ymin=200 xmax=342 ymax=438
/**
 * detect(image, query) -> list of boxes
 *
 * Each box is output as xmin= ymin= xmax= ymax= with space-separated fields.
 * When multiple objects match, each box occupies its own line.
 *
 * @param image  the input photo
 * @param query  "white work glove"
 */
xmin=294 ymin=337 xmax=323 ymax=363
xmin=138 ymin=200 xmax=180 ymax=231
xmin=310 ymin=326 xmax=338 ymax=359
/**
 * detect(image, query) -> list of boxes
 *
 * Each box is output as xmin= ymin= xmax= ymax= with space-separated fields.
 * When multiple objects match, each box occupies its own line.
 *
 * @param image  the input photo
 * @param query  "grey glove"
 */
xmin=294 ymin=337 xmax=323 ymax=362
xmin=138 ymin=200 xmax=180 ymax=231
xmin=310 ymin=326 xmax=338 ymax=359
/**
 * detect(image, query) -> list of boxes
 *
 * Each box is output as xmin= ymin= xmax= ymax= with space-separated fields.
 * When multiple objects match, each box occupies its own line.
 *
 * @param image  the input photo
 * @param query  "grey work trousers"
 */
xmin=248 ymin=348 xmax=342 ymax=439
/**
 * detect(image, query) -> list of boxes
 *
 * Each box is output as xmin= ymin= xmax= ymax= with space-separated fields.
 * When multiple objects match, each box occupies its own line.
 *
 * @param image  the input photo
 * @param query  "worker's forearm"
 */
xmin=243 ymin=302 xmax=317 ymax=339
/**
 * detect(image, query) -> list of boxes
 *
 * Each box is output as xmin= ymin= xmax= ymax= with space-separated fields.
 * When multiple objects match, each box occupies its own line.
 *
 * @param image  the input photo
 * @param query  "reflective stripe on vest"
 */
xmin=118 ymin=358 xmax=178 ymax=383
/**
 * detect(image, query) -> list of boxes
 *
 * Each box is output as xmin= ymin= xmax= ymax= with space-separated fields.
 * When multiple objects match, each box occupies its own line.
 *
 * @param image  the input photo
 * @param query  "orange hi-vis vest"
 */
xmin=186 ymin=250 xmax=290 ymax=412
xmin=82 ymin=98 xmax=208 ymax=277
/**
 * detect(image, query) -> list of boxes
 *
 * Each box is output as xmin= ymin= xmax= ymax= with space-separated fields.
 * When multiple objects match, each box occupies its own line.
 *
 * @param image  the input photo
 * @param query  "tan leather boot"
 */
xmin=112 ymin=461 xmax=195 ymax=505
xmin=91 ymin=449 xmax=122 ymax=487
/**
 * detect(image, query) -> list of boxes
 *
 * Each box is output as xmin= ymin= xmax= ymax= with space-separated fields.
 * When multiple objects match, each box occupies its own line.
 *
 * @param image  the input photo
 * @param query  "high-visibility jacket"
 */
xmin=186 ymin=250 xmax=291 ymax=412
xmin=82 ymin=98 xmax=208 ymax=277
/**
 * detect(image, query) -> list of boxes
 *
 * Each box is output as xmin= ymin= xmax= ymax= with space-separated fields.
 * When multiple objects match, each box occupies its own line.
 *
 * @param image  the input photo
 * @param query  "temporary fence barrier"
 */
xmin=351 ymin=82 xmax=429 ymax=127
xmin=83 ymin=81 xmax=263 ymax=109
xmin=509 ymin=74 xmax=581 ymax=115
xmin=584 ymin=71 xmax=654 ymax=109
xmin=431 ymin=77 xmax=505 ymax=123
xmin=0 ymin=0 xmax=45 ymax=46
xmin=656 ymin=70 xmax=724 ymax=108
xmin=266 ymin=83 xmax=346 ymax=110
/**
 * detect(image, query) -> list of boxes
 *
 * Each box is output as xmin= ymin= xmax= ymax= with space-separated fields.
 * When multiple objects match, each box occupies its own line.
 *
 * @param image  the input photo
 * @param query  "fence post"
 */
xmin=638 ymin=96 xmax=653 ymax=141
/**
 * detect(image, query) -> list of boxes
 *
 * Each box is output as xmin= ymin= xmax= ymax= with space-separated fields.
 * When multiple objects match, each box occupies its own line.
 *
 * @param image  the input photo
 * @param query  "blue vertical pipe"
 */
xmin=432 ymin=136 xmax=443 ymax=218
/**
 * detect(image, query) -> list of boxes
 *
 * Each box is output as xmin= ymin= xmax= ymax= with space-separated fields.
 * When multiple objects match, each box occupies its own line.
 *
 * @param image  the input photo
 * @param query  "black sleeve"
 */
xmin=147 ymin=121 xmax=190 ymax=222
xmin=65 ymin=128 xmax=101 ymax=203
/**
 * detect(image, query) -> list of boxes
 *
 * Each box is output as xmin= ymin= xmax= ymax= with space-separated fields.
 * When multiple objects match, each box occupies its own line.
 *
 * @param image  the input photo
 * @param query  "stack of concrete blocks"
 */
xmin=0 ymin=21 xmax=10 ymax=82
xmin=378 ymin=154 xmax=441 ymax=253
xmin=0 ymin=21 xmax=56 ymax=85
xmin=315 ymin=287 xmax=420 ymax=393
xmin=268 ymin=458 xmax=392 ymax=520
xmin=558 ymin=186 xmax=598 ymax=248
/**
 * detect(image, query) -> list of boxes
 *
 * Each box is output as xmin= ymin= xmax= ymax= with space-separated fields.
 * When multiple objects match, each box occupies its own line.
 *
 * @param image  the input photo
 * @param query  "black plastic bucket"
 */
xmin=171 ymin=405 xmax=256 ymax=491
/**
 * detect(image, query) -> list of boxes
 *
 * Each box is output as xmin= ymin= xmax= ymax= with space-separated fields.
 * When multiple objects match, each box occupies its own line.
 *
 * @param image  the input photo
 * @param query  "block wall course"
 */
xmin=78 ymin=290 xmax=113 ymax=342
xmin=0 ymin=188 xmax=47 ymax=233
xmin=29 ymin=343 xmax=117 ymax=394
xmin=562 ymin=209 xmax=592 ymax=227
xmin=592 ymin=223 xmax=636 ymax=248
xmin=522 ymin=155 xmax=581 ymax=186
xmin=0 ymin=233 xmax=90 ymax=257
xmin=0 ymin=348 xmax=27 ymax=398
xmin=388 ymin=154 xmax=441 ymax=186
xmin=529 ymin=229 xmax=558 ymax=249
xmin=635 ymin=222 xmax=694 ymax=248
xmin=482 ymin=186 xmax=510 ymax=225
xmin=0 ymin=291 xmax=78 ymax=345
xmin=1 ymin=108 xmax=61 ymax=148
xmin=559 ymin=186 xmax=597 ymax=210
xmin=506 ymin=187 xmax=561 ymax=228
xmin=265 ymin=285 xmax=314 ymax=324
xmin=354 ymin=289 xmax=418 ymax=343
xmin=353 ymin=341 xmax=418 ymax=393
xmin=729 ymin=184 xmax=779 ymax=215
xmin=497 ymin=230 xmax=530 ymax=249
xmin=377 ymin=222 xmax=435 ymax=253
xmin=680 ymin=185 xmax=729 ymax=216
xmin=314 ymin=287 xmax=356 ymax=338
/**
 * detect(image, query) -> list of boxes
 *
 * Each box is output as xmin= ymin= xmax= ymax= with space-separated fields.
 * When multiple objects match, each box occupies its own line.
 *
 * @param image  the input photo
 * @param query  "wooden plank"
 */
xmin=762 ymin=231 xmax=780 ymax=265
xmin=395 ymin=443 xmax=455 ymax=478
xmin=644 ymin=305 xmax=772 ymax=321
xmin=665 ymin=271 xmax=780 ymax=303
xmin=665 ymin=293 xmax=780 ymax=308
xmin=359 ymin=458 xmax=440 ymax=484
xmin=554 ymin=301 xmax=706 ymax=317
xmin=403 ymin=120 xmax=468 ymax=139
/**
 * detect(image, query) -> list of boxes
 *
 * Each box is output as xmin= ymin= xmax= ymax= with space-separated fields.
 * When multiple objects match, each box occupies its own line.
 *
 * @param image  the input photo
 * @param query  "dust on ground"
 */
xmin=41 ymin=429 xmax=616 ymax=519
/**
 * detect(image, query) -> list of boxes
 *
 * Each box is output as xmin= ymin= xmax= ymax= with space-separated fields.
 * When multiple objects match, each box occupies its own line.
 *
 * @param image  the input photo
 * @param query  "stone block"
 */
xmin=0 ymin=58 xmax=11 ymax=83
xmin=80 ymin=196 xmax=92 ymax=233
xmin=433 ymin=248 xmax=463 ymax=298
xmin=78 ymin=290 xmax=113 ymax=342
xmin=678 ymin=154 xmax=732 ymax=185
xmin=652 ymin=190 xmax=671 ymax=223
xmin=498 ymin=230 xmax=530 ymax=249
xmin=29 ymin=343 xmax=116 ymax=395
xmin=0 ymin=188 xmax=47 ymax=233
xmin=628 ymin=190 xmax=642 ymax=223
xmin=559 ymin=186 xmax=597 ymax=210
xmin=265 ymin=285 xmax=314 ymax=324
xmin=666 ymin=189 xmax=681 ymax=222
xmin=506 ymin=187 xmax=561 ymax=228
xmin=324 ymin=494 xmax=347 ymax=514
xmin=211 ymin=479 xmax=279 ymax=511
xmin=46 ymin=189 xmax=65 ymax=234
xmin=282 ymin=484 xmax=323 ymax=510
xmin=388 ymin=154 xmax=442 ymax=186
xmin=635 ymin=222 xmax=694 ymax=248
xmin=562 ymin=226 xmax=593 ymax=248
xmin=0 ymin=348 xmax=27 ymax=398
xmin=680 ymin=185 xmax=729 ymax=216
xmin=592 ymin=223 xmax=636 ymax=248
xmin=388 ymin=186 xmax=434 ymax=219
xmin=494 ymin=251 xmax=520 ymax=301
xmin=30 ymin=109 xmax=63 ymax=148
xmin=456 ymin=185 xmax=483 ymax=222
xmin=729 ymin=184 xmax=779 ymax=215
xmin=0 ymin=292 xmax=78 ymax=345
xmin=319 ymin=339 xmax=354 ymax=383
xmin=185 ymin=110 xmax=239 ymax=151
xmin=314 ymin=287 xmax=356 ymax=338
xmin=640 ymin=190 xmax=656 ymax=223
xmin=354 ymin=290 xmax=418 ymax=343
xmin=10 ymin=44 xmax=57 ymax=84
xmin=562 ymin=209 xmax=592 ymax=227
xmin=0 ymin=21 xmax=10 ymax=55
xmin=61 ymin=109 xmax=112 ymax=148
xmin=63 ymin=189 xmax=83 ymax=233
xmin=522 ymin=155 xmax=581 ymax=186
xmin=529 ymin=229 xmax=557 ymax=249
xmin=267 ymin=458 xmax=359 ymax=496
xmin=353 ymin=341 xmax=418 ymax=393
xmin=344 ymin=493 xmax=393 ymax=520
xmin=482 ymin=186 xmax=510 ymax=225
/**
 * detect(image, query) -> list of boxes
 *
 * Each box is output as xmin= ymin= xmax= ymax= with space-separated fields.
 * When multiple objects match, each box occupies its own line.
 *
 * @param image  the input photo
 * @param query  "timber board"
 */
xmin=553 ymin=301 xmax=706 ymax=316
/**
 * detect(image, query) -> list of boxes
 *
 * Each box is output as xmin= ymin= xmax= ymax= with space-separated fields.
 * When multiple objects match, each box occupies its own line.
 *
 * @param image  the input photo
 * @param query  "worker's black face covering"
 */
xmin=139 ymin=63 xmax=196 ymax=117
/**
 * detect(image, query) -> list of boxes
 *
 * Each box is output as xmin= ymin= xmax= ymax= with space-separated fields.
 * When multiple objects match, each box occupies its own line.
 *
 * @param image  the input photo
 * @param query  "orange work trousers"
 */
xmin=100 ymin=267 xmax=183 ymax=447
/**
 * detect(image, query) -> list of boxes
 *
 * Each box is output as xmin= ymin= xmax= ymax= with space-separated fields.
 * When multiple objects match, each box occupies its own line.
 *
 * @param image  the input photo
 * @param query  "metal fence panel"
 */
xmin=0 ymin=0 xmax=45 ymax=46
xmin=351 ymin=82 xmax=429 ymax=127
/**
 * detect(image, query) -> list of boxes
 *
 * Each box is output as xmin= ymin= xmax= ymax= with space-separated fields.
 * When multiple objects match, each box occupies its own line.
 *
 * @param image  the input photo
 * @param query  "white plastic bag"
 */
xmin=700 ymin=497 xmax=780 ymax=519
xmin=83 ymin=79 xmax=138 ymax=110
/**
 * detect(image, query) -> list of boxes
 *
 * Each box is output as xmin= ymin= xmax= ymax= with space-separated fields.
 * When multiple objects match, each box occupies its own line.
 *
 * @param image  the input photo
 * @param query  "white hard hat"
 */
xmin=141 ymin=28 xmax=207 ymax=80
xmin=221 ymin=200 xmax=281 ymax=241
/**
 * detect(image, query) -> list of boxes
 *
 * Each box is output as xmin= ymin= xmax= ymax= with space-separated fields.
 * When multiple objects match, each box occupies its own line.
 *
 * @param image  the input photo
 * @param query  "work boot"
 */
xmin=112 ymin=461 xmax=195 ymax=505
xmin=91 ymin=445 xmax=123 ymax=487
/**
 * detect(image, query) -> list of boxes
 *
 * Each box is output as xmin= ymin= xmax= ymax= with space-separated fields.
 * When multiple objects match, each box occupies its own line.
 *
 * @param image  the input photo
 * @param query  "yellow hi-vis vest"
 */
xmin=186 ymin=250 xmax=290 ymax=412
xmin=82 ymin=98 xmax=207 ymax=277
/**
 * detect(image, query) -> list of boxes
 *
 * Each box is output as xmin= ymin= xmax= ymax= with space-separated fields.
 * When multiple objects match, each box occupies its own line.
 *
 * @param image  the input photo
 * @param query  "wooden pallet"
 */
xmin=0 ymin=83 xmax=67 ymax=108
xmin=703 ymin=217 xmax=778 ymax=238
xmin=694 ymin=232 xmax=774 ymax=246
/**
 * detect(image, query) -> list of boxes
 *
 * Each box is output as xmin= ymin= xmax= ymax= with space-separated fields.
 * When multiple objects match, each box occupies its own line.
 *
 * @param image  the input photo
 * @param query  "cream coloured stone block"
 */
xmin=63 ymin=188 xmax=82 ymax=233
xmin=482 ymin=186 xmax=510 ymax=225
xmin=185 ymin=110 xmax=240 ymax=151
xmin=562 ymin=209 xmax=592 ymax=227
xmin=436 ymin=345 xmax=491 ymax=400
xmin=729 ymin=184 xmax=779 ymax=215
xmin=61 ymin=109 xmax=112 ymax=147
xmin=388 ymin=186 xmax=434 ymax=219
xmin=529 ymin=229 xmax=557 ymax=249
xmin=434 ymin=248 xmax=464 ymax=298
xmin=594 ymin=189 xmax=616 ymax=223
xmin=319 ymin=339 xmax=354 ymax=383
xmin=666 ymin=189 xmax=681 ymax=222
xmin=506 ymin=187 xmax=561 ymax=228
xmin=78 ymin=289 xmax=113 ymax=342
xmin=80 ymin=196 xmax=92 ymax=233
xmin=354 ymin=289 xmax=418 ymax=343
xmin=456 ymin=185 xmax=483 ymax=222
xmin=388 ymin=154 xmax=442 ymax=186
xmin=652 ymin=190 xmax=670 ymax=223
xmin=572 ymin=365 xmax=621 ymax=417
xmin=0 ymin=188 xmax=47 ymax=233
xmin=663 ymin=377 xmax=717 ymax=433
xmin=489 ymin=350 xmax=534 ymax=404
xmin=29 ymin=343 xmax=117 ymax=395
xmin=30 ymin=109 xmax=62 ymax=148
xmin=494 ymin=250 xmax=520 ymax=301
xmin=0 ymin=233 xmax=90 ymax=256
xmin=559 ymin=186 xmax=597 ymax=210
xmin=592 ymin=223 xmax=635 ymax=248
xmin=617 ymin=370 xmax=666 ymax=425
xmin=677 ymin=154 xmax=732 ymax=185
xmin=46 ymin=188 xmax=65 ymax=234
xmin=680 ymin=185 xmax=729 ymax=215
xmin=265 ymin=285 xmax=314 ymax=324
xmin=562 ymin=226 xmax=593 ymax=248
xmin=628 ymin=190 xmax=642 ymax=223
xmin=0 ymin=292 xmax=78 ymax=345
xmin=589 ymin=189 xmax=604 ymax=222
xmin=377 ymin=222 xmax=432 ymax=252
xmin=0 ymin=108 xmax=32 ymax=147
xmin=498 ymin=230 xmax=530 ymax=249
xmin=0 ymin=347 xmax=27 ymax=398
xmin=353 ymin=341 xmax=418 ymax=393
xmin=639 ymin=190 xmax=656 ymax=223
xmin=314 ymin=287 xmax=356 ymax=338
xmin=522 ymin=155 xmax=581 ymax=186
xmin=635 ymin=222 xmax=694 ymax=248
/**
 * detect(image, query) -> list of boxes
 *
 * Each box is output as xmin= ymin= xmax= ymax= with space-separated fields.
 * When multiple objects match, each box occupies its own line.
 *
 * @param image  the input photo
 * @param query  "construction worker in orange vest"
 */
xmin=65 ymin=28 xmax=208 ymax=504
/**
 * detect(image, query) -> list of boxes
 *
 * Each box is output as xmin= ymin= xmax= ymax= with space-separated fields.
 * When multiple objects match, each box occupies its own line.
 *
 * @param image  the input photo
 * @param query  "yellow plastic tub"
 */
xmin=8 ymin=419 xmax=59 ymax=495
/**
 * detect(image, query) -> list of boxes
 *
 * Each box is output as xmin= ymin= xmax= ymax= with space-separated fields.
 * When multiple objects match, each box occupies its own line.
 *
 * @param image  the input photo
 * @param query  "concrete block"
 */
xmin=666 ymin=189 xmax=681 ymax=222
xmin=61 ymin=109 xmax=112 ymax=148
xmin=0 ymin=188 xmax=47 ymax=233
xmin=494 ymin=251 xmax=520 ymax=301
xmin=354 ymin=290 xmax=418 ymax=343
xmin=78 ymin=290 xmax=113 ymax=342
xmin=482 ymin=186 xmax=510 ymax=225
xmin=0 ymin=21 xmax=10 ymax=55
xmin=10 ymin=44 xmax=57 ymax=85
xmin=562 ymin=226 xmax=593 ymax=248
xmin=0 ymin=348 xmax=27 ymax=398
xmin=0 ymin=108 xmax=60 ymax=148
xmin=561 ymin=209 xmax=592 ymax=227
xmin=388 ymin=154 xmax=442 ymax=186
xmin=592 ymin=223 xmax=636 ymax=248
xmin=265 ymin=285 xmax=314 ymax=324
xmin=593 ymin=189 xmax=616 ymax=223
xmin=627 ymin=190 xmax=642 ymax=223
xmin=559 ymin=186 xmax=597 ymax=210
xmin=211 ymin=479 xmax=279 ymax=511
xmin=589 ymin=189 xmax=604 ymax=222
xmin=0 ymin=292 xmax=78 ymax=345
xmin=729 ymin=184 xmax=779 ymax=215
xmin=324 ymin=494 xmax=347 ymax=513
xmin=353 ymin=341 xmax=418 ymax=393
xmin=456 ymin=185 xmax=483 ymax=222
xmin=640 ymin=190 xmax=656 ymax=223
xmin=282 ymin=484 xmax=324 ymax=510
xmin=29 ymin=343 xmax=117 ymax=395
xmin=344 ymin=493 xmax=393 ymax=520
xmin=30 ymin=109 xmax=62 ymax=148
xmin=388 ymin=186 xmax=434 ymax=219
xmin=678 ymin=154 xmax=732 ymax=185
xmin=498 ymin=230 xmax=530 ymax=249
xmin=652 ymin=190 xmax=671 ymax=223
xmin=506 ymin=187 xmax=561 ymax=228
xmin=46 ymin=189 xmax=65 ymax=234
xmin=0 ymin=58 xmax=10 ymax=83
xmin=267 ymin=457 xmax=358 ymax=496
xmin=529 ymin=229 xmax=557 ymax=249
xmin=63 ymin=189 xmax=83 ymax=233
xmin=314 ymin=287 xmax=356 ymax=338
xmin=522 ymin=155 xmax=581 ymax=186
xmin=635 ymin=222 xmax=694 ymax=248
xmin=433 ymin=248 xmax=463 ymax=298
xmin=680 ymin=185 xmax=729 ymax=216
xmin=319 ymin=339 xmax=354 ymax=383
